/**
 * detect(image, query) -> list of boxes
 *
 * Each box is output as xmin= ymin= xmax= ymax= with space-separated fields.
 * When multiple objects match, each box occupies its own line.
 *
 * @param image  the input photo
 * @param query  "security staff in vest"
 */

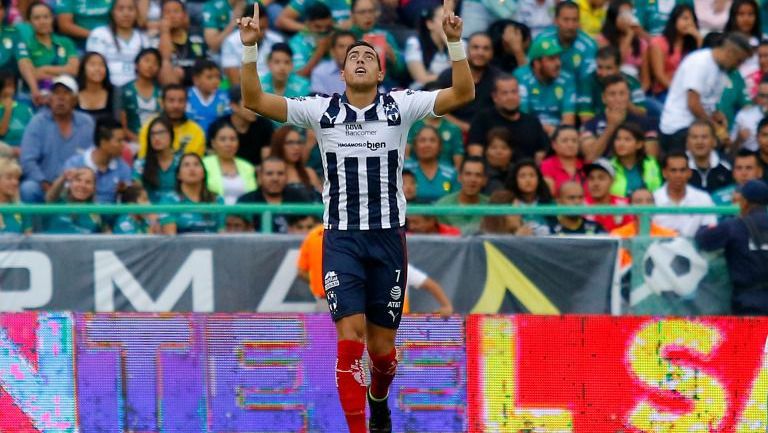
xmin=696 ymin=180 xmax=768 ymax=315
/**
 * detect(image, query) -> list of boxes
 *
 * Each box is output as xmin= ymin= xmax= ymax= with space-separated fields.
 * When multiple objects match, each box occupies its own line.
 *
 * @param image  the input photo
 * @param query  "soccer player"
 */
xmin=238 ymin=1 xmax=474 ymax=431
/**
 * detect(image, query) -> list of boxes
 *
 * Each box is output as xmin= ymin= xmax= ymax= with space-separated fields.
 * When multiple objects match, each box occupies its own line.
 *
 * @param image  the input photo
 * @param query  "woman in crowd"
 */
xmin=405 ymin=5 xmax=450 ymax=88
xmin=117 ymin=48 xmax=161 ymax=144
xmin=540 ymin=125 xmax=584 ymax=196
xmin=0 ymin=0 xmax=20 ymax=75
xmin=479 ymin=189 xmax=533 ymax=235
xmin=0 ymin=71 xmax=33 ymax=152
xmin=158 ymin=153 xmax=224 ymax=234
xmin=269 ymin=125 xmax=321 ymax=200
xmin=113 ymin=184 xmax=159 ymax=234
xmin=648 ymin=4 xmax=701 ymax=99
xmin=86 ymin=0 xmax=150 ymax=87
xmin=203 ymin=122 xmax=256 ymax=205
xmin=597 ymin=0 xmax=649 ymax=81
xmin=0 ymin=157 xmax=29 ymax=234
xmin=17 ymin=1 xmax=79 ymax=105
xmin=608 ymin=122 xmax=662 ymax=198
xmin=506 ymin=159 xmax=552 ymax=235
xmin=43 ymin=167 xmax=103 ymax=234
xmin=404 ymin=125 xmax=459 ymax=203
xmin=484 ymin=127 xmax=515 ymax=195
xmin=488 ymin=19 xmax=529 ymax=73
xmin=133 ymin=116 xmax=179 ymax=202
xmin=76 ymin=52 xmax=116 ymax=123
xmin=724 ymin=0 xmax=761 ymax=89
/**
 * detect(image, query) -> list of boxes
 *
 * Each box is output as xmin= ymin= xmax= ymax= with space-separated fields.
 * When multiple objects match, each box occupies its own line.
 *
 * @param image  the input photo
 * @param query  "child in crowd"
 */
xmin=185 ymin=59 xmax=230 ymax=134
xmin=113 ymin=184 xmax=159 ymax=234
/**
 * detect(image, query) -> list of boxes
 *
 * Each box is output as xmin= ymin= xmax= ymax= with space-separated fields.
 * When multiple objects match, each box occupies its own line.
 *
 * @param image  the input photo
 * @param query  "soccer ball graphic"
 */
xmin=631 ymin=238 xmax=709 ymax=305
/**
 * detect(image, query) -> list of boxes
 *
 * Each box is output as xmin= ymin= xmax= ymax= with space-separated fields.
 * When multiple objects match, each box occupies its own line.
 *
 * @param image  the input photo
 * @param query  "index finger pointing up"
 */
xmin=253 ymin=2 xmax=259 ymax=20
xmin=443 ymin=0 xmax=455 ymax=14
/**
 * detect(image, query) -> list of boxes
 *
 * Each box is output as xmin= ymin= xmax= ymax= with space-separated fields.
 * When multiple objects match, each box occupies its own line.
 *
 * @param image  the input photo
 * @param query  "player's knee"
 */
xmin=336 ymin=315 xmax=366 ymax=342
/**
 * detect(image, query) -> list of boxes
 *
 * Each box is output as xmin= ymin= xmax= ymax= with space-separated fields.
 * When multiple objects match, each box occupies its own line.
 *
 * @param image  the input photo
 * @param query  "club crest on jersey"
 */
xmin=326 ymin=290 xmax=338 ymax=313
xmin=383 ymin=102 xmax=401 ymax=126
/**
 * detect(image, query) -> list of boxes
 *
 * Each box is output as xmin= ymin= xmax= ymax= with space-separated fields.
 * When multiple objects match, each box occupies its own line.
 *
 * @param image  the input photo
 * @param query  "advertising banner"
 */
xmin=0 ymin=235 xmax=618 ymax=314
xmin=467 ymin=315 xmax=768 ymax=433
xmin=0 ymin=313 xmax=466 ymax=433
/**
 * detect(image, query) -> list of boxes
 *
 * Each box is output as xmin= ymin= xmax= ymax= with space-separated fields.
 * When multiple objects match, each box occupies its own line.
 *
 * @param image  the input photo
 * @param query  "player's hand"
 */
xmin=237 ymin=4 xmax=261 ymax=46
xmin=442 ymin=0 xmax=463 ymax=42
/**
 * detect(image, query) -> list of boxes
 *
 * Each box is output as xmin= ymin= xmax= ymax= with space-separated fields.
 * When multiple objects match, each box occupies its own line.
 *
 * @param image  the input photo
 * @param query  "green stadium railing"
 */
xmin=0 ymin=203 xmax=739 ymax=235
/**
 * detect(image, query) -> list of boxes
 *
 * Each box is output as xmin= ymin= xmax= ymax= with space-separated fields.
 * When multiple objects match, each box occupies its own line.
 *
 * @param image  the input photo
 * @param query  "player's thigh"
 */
xmin=323 ymin=229 xmax=367 ymax=322
xmin=364 ymin=228 xmax=408 ymax=330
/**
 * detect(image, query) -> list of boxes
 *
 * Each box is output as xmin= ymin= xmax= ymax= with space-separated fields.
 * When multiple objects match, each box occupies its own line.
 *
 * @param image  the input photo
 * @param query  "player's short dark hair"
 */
xmin=191 ymin=58 xmax=220 ymax=77
xmin=555 ymin=1 xmax=578 ymax=17
xmin=596 ymin=45 xmax=621 ymax=66
xmin=343 ymin=40 xmax=382 ymax=70
xmin=268 ymin=43 xmax=294 ymax=61
xmin=661 ymin=151 xmax=689 ymax=169
xmin=94 ymin=117 xmax=123 ymax=147
xmin=602 ymin=74 xmax=629 ymax=92
xmin=306 ymin=2 xmax=332 ymax=20
xmin=460 ymin=156 xmax=487 ymax=174
xmin=331 ymin=30 xmax=356 ymax=47
xmin=162 ymin=83 xmax=186 ymax=99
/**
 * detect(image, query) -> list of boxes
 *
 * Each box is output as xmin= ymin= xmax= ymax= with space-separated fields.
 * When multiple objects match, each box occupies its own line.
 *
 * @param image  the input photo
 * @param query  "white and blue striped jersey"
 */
xmin=286 ymin=90 xmax=439 ymax=231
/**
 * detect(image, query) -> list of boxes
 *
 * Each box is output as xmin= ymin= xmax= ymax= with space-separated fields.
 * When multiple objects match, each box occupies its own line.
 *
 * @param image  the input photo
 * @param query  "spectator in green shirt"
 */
xmin=43 ymin=166 xmax=103 ymax=234
xmin=404 ymin=125 xmax=459 ymax=203
xmin=158 ymin=153 xmax=225 ymax=234
xmin=276 ymin=0 xmax=351 ymax=33
xmin=0 ymin=72 xmax=34 ymax=151
xmin=0 ymin=0 xmax=21 ymax=75
xmin=0 ymin=157 xmax=30 ymax=234
xmin=133 ymin=116 xmax=181 ymax=202
xmin=55 ymin=0 xmax=113 ymax=46
xmin=113 ymin=184 xmax=159 ymax=234
xmin=578 ymin=46 xmax=646 ymax=120
xmin=288 ymin=3 xmax=334 ymax=77
xmin=117 ymin=48 xmax=162 ymax=143
xmin=262 ymin=43 xmax=311 ymax=98
xmin=203 ymin=0 xmax=247 ymax=54
xmin=436 ymin=156 xmax=490 ymax=234
xmin=407 ymin=115 xmax=464 ymax=170
xmin=348 ymin=0 xmax=404 ymax=84
xmin=17 ymin=1 xmax=79 ymax=105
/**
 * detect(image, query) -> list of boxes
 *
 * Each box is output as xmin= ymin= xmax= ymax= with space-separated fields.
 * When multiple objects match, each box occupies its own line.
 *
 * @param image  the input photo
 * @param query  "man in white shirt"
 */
xmin=653 ymin=152 xmax=717 ymax=237
xmin=660 ymin=33 xmax=752 ymax=153
xmin=221 ymin=3 xmax=283 ymax=86
xmin=311 ymin=30 xmax=355 ymax=95
xmin=731 ymin=79 xmax=768 ymax=152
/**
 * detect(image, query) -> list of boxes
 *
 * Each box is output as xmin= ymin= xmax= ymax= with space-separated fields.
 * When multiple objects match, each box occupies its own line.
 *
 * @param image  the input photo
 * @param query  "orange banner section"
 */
xmin=467 ymin=316 xmax=768 ymax=433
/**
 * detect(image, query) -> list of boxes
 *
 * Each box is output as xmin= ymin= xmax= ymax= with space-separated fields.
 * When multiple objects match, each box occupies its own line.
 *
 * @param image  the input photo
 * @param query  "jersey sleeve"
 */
xmin=285 ymin=95 xmax=327 ymax=129
xmin=406 ymin=264 xmax=428 ymax=289
xmin=394 ymin=89 xmax=440 ymax=124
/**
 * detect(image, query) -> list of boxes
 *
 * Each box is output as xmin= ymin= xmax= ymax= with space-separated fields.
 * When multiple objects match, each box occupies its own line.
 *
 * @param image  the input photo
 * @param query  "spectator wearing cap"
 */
xmin=696 ymin=179 xmax=768 ymax=315
xmin=435 ymin=156 xmax=489 ymax=234
xmin=208 ymin=85 xmax=275 ymax=167
xmin=532 ymin=2 xmax=597 ymax=97
xmin=158 ymin=0 xmax=207 ymax=87
xmin=686 ymin=120 xmax=733 ymax=193
xmin=712 ymin=149 xmax=764 ymax=205
xmin=660 ymin=32 xmax=753 ymax=154
xmin=467 ymin=74 xmax=549 ymax=162
xmin=20 ymin=75 xmax=95 ymax=203
xmin=63 ymin=117 xmax=132 ymax=203
xmin=287 ymin=3 xmax=334 ymax=77
xmin=580 ymin=75 xmax=657 ymax=162
xmin=136 ymin=83 xmax=206 ymax=159
xmin=436 ymin=32 xmax=499 ymax=132
xmin=185 ymin=59 xmax=231 ymax=134
xmin=547 ymin=181 xmax=606 ymax=235
xmin=653 ymin=151 xmax=717 ymax=237
xmin=583 ymin=158 xmax=633 ymax=231
xmin=221 ymin=3 xmax=284 ymax=86
xmin=515 ymin=36 xmax=576 ymax=135
xmin=311 ymin=30 xmax=355 ymax=96
xmin=16 ymin=2 xmax=79 ymax=106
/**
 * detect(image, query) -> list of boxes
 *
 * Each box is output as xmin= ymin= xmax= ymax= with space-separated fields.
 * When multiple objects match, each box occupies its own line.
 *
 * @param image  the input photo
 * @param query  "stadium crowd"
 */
xmin=0 ymin=0 xmax=764 ymax=235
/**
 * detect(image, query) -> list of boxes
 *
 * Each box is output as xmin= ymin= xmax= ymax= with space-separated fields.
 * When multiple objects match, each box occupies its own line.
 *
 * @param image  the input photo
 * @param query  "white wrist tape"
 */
xmin=242 ymin=43 xmax=259 ymax=64
xmin=447 ymin=41 xmax=466 ymax=61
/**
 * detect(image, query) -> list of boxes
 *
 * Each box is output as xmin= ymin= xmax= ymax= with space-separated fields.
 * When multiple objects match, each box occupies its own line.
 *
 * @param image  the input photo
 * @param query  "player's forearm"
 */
xmin=450 ymin=57 xmax=474 ymax=104
xmin=241 ymin=61 xmax=266 ymax=111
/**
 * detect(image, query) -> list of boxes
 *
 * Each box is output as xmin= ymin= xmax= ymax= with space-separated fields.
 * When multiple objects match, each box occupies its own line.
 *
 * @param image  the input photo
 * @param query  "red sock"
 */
xmin=368 ymin=348 xmax=398 ymax=400
xmin=336 ymin=340 xmax=367 ymax=433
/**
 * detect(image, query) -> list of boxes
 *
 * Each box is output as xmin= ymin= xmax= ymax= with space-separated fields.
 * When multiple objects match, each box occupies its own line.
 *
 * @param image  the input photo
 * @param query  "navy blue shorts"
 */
xmin=322 ymin=227 xmax=408 ymax=329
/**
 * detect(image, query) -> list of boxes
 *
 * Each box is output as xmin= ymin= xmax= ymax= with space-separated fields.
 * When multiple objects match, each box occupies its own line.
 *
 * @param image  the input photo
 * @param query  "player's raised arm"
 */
xmin=238 ymin=5 xmax=288 ymax=122
xmin=433 ymin=0 xmax=475 ymax=116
